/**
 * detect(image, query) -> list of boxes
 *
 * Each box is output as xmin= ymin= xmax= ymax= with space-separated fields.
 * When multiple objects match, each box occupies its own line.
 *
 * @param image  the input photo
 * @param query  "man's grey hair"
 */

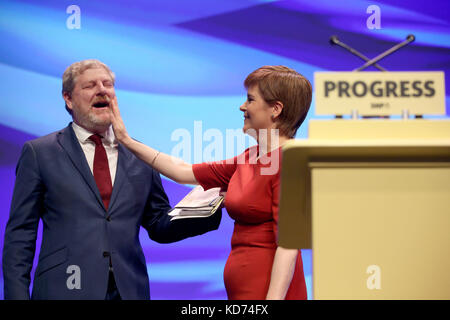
xmin=62 ymin=59 xmax=115 ymax=115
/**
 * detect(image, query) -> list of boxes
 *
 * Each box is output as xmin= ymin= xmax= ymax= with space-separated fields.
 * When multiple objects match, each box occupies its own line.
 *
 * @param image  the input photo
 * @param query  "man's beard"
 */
xmin=73 ymin=107 xmax=112 ymax=133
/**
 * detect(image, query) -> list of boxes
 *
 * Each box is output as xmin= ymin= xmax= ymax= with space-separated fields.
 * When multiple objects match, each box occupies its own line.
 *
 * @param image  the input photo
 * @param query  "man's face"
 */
xmin=64 ymin=67 xmax=115 ymax=133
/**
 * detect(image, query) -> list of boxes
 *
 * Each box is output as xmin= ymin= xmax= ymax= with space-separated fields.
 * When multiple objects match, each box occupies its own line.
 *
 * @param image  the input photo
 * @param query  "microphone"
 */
xmin=354 ymin=34 xmax=416 ymax=71
xmin=329 ymin=35 xmax=386 ymax=71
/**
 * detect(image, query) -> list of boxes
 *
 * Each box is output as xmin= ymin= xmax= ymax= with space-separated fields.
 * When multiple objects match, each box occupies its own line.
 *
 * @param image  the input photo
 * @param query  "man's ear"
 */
xmin=63 ymin=92 xmax=73 ymax=111
xmin=272 ymin=101 xmax=284 ymax=120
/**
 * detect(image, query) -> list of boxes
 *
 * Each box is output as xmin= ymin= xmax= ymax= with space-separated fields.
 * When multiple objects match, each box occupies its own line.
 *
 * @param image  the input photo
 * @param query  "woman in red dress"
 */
xmin=110 ymin=66 xmax=312 ymax=299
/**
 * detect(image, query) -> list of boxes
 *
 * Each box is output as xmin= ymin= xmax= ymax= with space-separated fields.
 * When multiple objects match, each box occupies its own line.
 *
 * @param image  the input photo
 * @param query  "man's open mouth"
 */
xmin=92 ymin=101 xmax=110 ymax=108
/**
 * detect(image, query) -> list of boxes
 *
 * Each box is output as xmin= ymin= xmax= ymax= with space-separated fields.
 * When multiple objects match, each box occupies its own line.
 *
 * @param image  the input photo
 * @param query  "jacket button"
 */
xmin=106 ymin=216 xmax=111 ymax=222
xmin=103 ymin=251 xmax=110 ymax=257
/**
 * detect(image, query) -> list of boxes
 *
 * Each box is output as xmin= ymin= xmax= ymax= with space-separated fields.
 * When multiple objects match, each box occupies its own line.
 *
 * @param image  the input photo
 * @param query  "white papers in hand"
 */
xmin=168 ymin=185 xmax=224 ymax=221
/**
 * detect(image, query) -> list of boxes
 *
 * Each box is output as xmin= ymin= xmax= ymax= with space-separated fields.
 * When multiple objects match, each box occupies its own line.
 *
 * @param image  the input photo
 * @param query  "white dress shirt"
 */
xmin=72 ymin=122 xmax=118 ymax=185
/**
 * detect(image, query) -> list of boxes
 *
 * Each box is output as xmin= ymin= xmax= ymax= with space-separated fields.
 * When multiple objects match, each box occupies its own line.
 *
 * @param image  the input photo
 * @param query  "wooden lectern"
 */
xmin=278 ymin=117 xmax=450 ymax=299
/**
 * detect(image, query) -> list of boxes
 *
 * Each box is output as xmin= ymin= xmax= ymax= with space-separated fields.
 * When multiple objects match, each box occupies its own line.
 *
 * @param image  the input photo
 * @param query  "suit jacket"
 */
xmin=2 ymin=123 xmax=221 ymax=300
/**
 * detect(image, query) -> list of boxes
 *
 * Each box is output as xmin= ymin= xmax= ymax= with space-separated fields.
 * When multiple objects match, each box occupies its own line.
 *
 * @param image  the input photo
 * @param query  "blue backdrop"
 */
xmin=0 ymin=0 xmax=449 ymax=299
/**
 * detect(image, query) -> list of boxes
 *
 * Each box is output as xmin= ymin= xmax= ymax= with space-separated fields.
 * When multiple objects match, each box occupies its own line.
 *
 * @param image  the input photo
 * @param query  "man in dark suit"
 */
xmin=2 ymin=59 xmax=221 ymax=300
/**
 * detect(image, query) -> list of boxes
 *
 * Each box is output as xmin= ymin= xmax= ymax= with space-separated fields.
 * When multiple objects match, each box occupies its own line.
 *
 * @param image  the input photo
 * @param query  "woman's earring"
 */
xmin=271 ymin=114 xmax=275 ymax=121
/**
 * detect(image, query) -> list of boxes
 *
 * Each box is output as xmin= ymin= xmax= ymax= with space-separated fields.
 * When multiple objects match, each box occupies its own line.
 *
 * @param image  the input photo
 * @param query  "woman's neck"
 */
xmin=257 ymin=131 xmax=290 ymax=156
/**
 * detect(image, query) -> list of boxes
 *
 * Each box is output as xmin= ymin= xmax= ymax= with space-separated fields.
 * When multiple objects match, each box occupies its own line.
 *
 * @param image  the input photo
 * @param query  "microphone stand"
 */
xmin=330 ymin=36 xmax=386 ymax=71
xmin=328 ymin=34 xmax=416 ymax=119
xmin=354 ymin=35 xmax=415 ymax=71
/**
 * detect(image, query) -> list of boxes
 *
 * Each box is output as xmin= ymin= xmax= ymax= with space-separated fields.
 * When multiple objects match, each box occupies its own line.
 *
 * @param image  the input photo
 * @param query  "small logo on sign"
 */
xmin=371 ymin=102 xmax=390 ymax=109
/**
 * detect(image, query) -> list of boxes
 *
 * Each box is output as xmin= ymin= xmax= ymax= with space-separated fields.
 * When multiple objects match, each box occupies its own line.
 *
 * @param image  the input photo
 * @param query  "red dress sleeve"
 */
xmin=192 ymin=157 xmax=238 ymax=191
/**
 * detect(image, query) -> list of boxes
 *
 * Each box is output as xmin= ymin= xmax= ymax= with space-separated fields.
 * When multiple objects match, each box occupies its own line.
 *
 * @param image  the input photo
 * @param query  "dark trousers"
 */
xmin=105 ymin=271 xmax=121 ymax=300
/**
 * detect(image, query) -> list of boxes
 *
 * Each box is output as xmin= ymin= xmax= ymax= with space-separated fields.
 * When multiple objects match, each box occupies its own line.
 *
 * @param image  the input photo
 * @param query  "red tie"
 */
xmin=89 ymin=134 xmax=113 ymax=210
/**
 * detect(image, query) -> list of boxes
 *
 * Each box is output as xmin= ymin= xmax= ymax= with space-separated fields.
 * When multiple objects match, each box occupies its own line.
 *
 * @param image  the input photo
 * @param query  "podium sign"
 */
xmin=314 ymin=72 xmax=446 ymax=116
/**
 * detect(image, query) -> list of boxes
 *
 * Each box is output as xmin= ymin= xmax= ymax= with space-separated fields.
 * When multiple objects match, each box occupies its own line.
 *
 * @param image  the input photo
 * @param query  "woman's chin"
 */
xmin=243 ymin=127 xmax=258 ymax=140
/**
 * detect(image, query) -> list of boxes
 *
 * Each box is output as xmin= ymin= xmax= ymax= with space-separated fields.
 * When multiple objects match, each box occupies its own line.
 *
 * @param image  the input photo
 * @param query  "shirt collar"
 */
xmin=71 ymin=122 xmax=117 ymax=145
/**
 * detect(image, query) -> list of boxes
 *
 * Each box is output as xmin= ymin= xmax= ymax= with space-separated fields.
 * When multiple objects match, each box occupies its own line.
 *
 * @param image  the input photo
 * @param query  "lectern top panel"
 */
xmin=314 ymin=72 xmax=446 ymax=116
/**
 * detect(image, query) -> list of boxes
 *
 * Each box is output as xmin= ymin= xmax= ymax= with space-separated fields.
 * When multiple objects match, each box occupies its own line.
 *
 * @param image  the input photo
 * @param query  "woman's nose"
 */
xmin=239 ymin=103 xmax=246 ymax=112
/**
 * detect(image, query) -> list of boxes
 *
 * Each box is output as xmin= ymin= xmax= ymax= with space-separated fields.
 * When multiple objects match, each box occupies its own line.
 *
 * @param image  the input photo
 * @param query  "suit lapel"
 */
xmin=108 ymin=144 xmax=129 ymax=213
xmin=57 ymin=123 xmax=106 ymax=212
